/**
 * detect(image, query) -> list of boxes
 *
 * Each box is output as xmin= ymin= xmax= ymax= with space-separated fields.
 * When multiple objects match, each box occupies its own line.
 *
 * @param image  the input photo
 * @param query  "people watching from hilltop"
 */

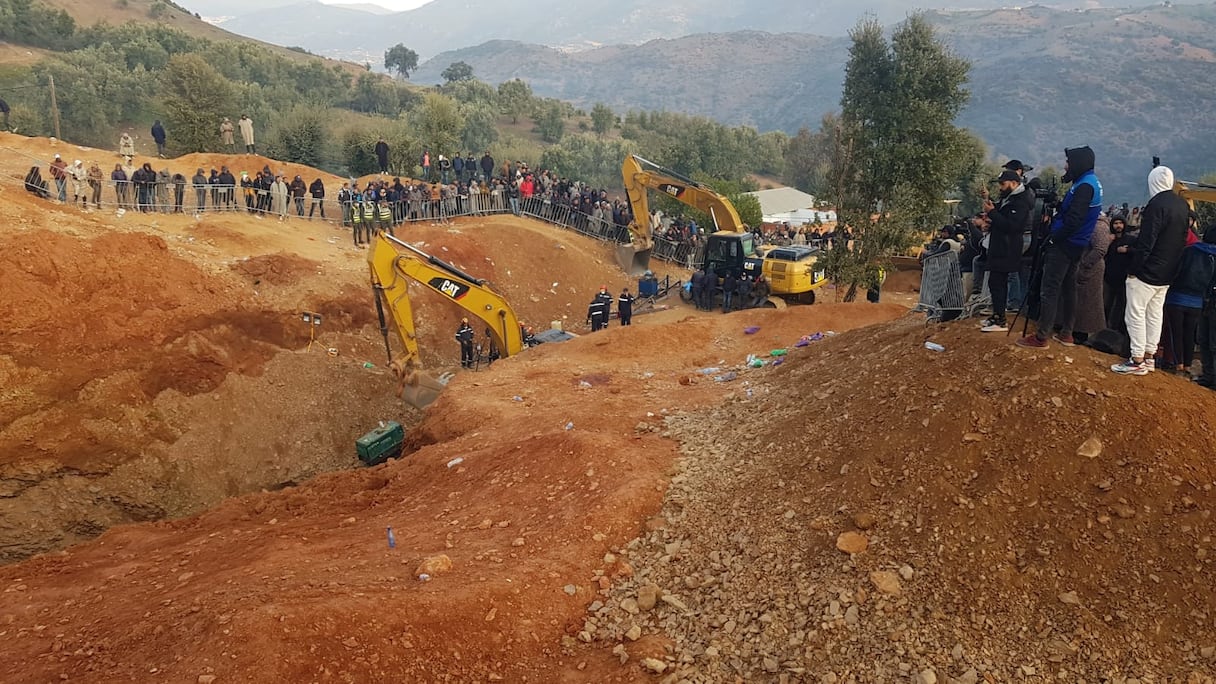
xmin=220 ymin=118 xmax=235 ymax=153
xmin=111 ymin=163 xmax=128 ymax=208
xmin=1016 ymin=146 xmax=1101 ymax=350
xmin=309 ymin=178 xmax=326 ymax=219
xmin=1112 ymin=165 xmax=1191 ymax=376
xmin=119 ymin=131 xmax=135 ymax=158
xmin=238 ymin=115 xmax=256 ymax=154
xmin=978 ymin=170 xmax=1035 ymax=333
xmin=151 ymin=120 xmax=166 ymax=158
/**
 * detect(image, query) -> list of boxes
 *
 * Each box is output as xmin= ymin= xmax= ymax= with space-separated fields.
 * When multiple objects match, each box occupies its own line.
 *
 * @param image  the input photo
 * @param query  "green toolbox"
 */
xmin=356 ymin=421 xmax=405 ymax=466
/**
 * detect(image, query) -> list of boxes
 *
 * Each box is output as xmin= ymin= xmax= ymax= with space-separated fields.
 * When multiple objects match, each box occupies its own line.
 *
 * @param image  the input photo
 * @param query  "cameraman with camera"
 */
xmin=1016 ymin=146 xmax=1102 ymax=349
xmin=979 ymin=170 xmax=1035 ymax=332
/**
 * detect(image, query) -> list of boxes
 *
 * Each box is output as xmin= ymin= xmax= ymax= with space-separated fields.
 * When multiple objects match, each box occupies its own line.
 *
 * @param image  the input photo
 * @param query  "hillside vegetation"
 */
xmin=412 ymin=4 xmax=1216 ymax=199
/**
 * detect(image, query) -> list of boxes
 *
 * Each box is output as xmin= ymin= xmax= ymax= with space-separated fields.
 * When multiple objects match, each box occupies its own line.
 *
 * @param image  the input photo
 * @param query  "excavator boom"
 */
xmin=368 ymin=232 xmax=523 ymax=409
xmin=619 ymin=154 xmax=746 ymax=274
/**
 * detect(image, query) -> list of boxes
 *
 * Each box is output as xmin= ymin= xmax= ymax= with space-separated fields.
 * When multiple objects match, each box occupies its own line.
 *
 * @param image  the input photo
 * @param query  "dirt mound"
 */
xmin=229 ymin=252 xmax=322 ymax=286
xmin=0 ymin=304 xmax=907 ymax=683
xmin=589 ymin=320 xmax=1216 ymax=681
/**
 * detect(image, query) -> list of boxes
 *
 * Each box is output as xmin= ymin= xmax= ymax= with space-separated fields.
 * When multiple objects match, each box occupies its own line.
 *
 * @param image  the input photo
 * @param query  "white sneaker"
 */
xmin=980 ymin=318 xmax=1008 ymax=333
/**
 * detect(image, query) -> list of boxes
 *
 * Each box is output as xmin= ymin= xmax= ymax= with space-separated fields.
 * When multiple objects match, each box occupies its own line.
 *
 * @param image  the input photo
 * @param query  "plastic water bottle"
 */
xmin=386 ymin=526 xmax=396 ymax=549
xmin=924 ymin=341 xmax=946 ymax=353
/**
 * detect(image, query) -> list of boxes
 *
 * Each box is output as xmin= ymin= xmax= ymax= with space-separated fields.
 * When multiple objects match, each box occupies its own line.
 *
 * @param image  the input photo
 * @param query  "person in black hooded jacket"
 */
xmin=1112 ymin=165 xmax=1190 ymax=375
xmin=980 ymin=170 xmax=1035 ymax=332
xmin=308 ymin=178 xmax=326 ymax=219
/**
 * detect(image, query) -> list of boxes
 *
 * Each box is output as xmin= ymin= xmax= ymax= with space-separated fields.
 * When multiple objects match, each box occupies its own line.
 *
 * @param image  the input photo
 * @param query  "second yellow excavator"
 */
xmin=620 ymin=154 xmax=828 ymax=304
xmin=368 ymin=232 xmax=524 ymax=409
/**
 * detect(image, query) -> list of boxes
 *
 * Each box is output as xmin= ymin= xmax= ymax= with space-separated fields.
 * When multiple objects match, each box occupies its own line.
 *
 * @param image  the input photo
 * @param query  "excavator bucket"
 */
xmin=615 ymin=244 xmax=652 ymax=276
xmin=393 ymin=361 xmax=454 ymax=410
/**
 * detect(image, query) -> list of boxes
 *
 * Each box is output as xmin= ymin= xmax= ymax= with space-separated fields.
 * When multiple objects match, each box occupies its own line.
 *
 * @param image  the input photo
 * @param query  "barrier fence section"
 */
xmin=915 ymin=249 xmax=966 ymax=321
xmin=17 ymin=159 xmax=699 ymax=267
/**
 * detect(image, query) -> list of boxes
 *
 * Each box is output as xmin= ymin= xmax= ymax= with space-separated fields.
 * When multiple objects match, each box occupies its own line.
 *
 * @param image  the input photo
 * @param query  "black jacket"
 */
xmin=374 ymin=142 xmax=389 ymax=162
xmin=151 ymin=122 xmax=166 ymax=144
xmin=480 ymin=154 xmax=495 ymax=174
xmin=309 ymin=179 xmax=325 ymax=199
xmin=985 ymin=184 xmax=1034 ymax=272
xmin=1105 ymin=231 xmax=1138 ymax=285
xmin=1130 ymin=190 xmax=1190 ymax=286
xmin=455 ymin=323 xmax=474 ymax=343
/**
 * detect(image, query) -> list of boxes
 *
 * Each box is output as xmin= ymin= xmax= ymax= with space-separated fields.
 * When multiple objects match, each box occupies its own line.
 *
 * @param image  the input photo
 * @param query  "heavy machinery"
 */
xmin=368 ymin=232 xmax=524 ymax=409
xmin=1176 ymin=179 xmax=1216 ymax=210
xmin=621 ymin=154 xmax=827 ymax=305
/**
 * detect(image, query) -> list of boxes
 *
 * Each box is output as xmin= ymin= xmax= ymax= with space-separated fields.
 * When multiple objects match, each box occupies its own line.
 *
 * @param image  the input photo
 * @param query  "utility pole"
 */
xmin=48 ymin=74 xmax=61 ymax=140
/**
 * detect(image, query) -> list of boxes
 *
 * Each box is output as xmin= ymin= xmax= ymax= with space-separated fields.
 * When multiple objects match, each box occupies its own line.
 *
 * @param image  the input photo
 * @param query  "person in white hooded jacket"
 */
xmin=1112 ymin=165 xmax=1192 ymax=376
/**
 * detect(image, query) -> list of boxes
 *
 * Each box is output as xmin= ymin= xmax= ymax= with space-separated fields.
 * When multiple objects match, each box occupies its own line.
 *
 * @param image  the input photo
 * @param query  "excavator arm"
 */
xmin=368 ymin=232 xmax=523 ymax=408
xmin=618 ymin=154 xmax=746 ymax=274
xmin=1176 ymin=180 xmax=1216 ymax=210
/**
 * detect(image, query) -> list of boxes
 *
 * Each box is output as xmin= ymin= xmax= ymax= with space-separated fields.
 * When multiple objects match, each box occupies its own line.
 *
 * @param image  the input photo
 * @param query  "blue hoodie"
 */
xmin=1165 ymin=241 xmax=1216 ymax=309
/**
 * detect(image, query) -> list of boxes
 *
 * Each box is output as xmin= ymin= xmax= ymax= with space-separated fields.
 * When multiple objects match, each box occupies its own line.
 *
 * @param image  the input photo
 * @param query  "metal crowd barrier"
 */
xmin=915 ymin=249 xmax=966 ymax=321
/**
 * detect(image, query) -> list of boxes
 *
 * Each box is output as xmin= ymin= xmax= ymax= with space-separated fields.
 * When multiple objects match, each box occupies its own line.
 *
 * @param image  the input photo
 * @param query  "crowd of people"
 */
xmin=924 ymin=149 xmax=1215 ymax=386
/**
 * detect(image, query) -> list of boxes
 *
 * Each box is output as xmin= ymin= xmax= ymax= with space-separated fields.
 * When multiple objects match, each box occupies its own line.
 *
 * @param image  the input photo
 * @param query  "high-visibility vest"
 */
xmin=352 ymin=204 xmax=362 ymax=224
xmin=378 ymin=204 xmax=392 ymax=222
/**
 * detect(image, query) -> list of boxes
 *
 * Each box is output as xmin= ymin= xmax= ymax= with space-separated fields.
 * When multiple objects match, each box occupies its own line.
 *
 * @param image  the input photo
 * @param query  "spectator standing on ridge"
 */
xmin=375 ymin=138 xmax=390 ymax=174
xmin=172 ymin=171 xmax=187 ymax=213
xmin=238 ymin=114 xmax=256 ymax=154
xmin=218 ymin=166 xmax=236 ymax=210
xmin=220 ymin=117 xmax=235 ymax=152
xmin=1071 ymin=212 xmax=1113 ymax=344
xmin=420 ymin=149 xmax=431 ymax=180
xmin=452 ymin=153 xmax=464 ymax=182
xmin=438 ymin=154 xmax=452 ymax=183
xmin=465 ymin=152 xmax=476 ymax=182
xmin=289 ymin=175 xmax=307 ymax=216
xmin=1164 ymin=227 xmax=1216 ymax=377
xmin=271 ymin=174 xmax=290 ymax=220
xmin=111 ymin=162 xmax=129 ymax=208
xmin=480 ymin=151 xmax=494 ymax=184
xmin=118 ymin=131 xmax=135 ymax=158
xmin=68 ymin=159 xmax=86 ymax=207
xmin=151 ymin=120 xmax=166 ymax=158
xmin=192 ymin=167 xmax=207 ymax=212
xmin=1016 ymin=146 xmax=1102 ymax=349
xmin=86 ymin=161 xmax=103 ymax=209
xmin=1112 ymin=165 xmax=1191 ymax=375
xmin=979 ymin=170 xmax=1034 ymax=333
xmin=309 ymin=178 xmax=326 ymax=219
xmin=49 ymin=154 xmax=67 ymax=202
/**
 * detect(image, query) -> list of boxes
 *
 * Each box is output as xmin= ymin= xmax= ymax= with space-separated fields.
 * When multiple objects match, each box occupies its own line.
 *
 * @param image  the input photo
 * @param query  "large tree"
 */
xmin=590 ymin=102 xmax=615 ymax=136
xmin=384 ymin=43 xmax=418 ymax=79
xmin=160 ymin=53 xmax=235 ymax=153
xmin=411 ymin=92 xmax=464 ymax=158
xmin=497 ymin=78 xmax=533 ymax=124
xmin=820 ymin=14 xmax=971 ymax=300
xmin=441 ymin=61 xmax=474 ymax=84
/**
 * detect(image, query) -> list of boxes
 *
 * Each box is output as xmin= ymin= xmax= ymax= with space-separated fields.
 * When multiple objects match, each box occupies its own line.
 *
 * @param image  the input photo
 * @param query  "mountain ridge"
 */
xmin=410 ymin=4 xmax=1216 ymax=200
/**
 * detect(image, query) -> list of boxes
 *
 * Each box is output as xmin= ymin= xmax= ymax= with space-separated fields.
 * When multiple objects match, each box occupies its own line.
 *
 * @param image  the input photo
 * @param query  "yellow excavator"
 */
xmin=1177 ymin=179 xmax=1216 ymax=210
xmin=620 ymin=154 xmax=827 ymax=305
xmin=368 ymin=232 xmax=524 ymax=409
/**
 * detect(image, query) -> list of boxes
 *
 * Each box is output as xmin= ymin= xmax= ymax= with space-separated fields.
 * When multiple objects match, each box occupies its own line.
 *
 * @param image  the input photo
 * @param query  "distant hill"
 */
xmin=412 ymin=4 xmax=1216 ymax=200
xmin=36 ymin=0 xmax=360 ymax=69
xmin=217 ymin=0 xmax=1101 ymax=62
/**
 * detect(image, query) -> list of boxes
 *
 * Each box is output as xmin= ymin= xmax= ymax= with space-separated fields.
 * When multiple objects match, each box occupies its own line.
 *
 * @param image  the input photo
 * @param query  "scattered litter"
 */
xmin=564 ymin=422 xmax=574 ymax=431
xmin=363 ymin=362 xmax=374 ymax=369
xmin=578 ymin=380 xmax=592 ymax=389
xmin=924 ymin=341 xmax=946 ymax=352
xmin=713 ymin=372 xmax=738 ymax=383
xmin=641 ymin=372 xmax=654 ymax=379
xmin=770 ymin=349 xmax=788 ymax=357
xmin=747 ymin=357 xmax=765 ymax=368
xmin=386 ymin=526 xmax=396 ymax=549
xmin=743 ymin=326 xmax=761 ymax=335
xmin=445 ymin=457 xmax=464 ymax=468
xmin=418 ymin=573 xmax=431 ymax=582
xmin=697 ymin=367 xmax=721 ymax=375
xmin=326 ymin=348 xmax=339 ymax=357
xmin=772 ymin=357 xmax=784 ymax=366
xmin=512 ymin=395 xmax=523 ymax=402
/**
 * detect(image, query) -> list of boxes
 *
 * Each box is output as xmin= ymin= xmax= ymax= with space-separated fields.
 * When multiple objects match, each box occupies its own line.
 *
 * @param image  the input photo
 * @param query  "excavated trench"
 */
xmin=0 ymin=231 xmax=407 ymax=563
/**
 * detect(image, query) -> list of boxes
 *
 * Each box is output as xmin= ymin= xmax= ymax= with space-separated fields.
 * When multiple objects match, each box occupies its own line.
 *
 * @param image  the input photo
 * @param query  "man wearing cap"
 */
xmin=1017 ymin=146 xmax=1102 ymax=349
xmin=1003 ymin=159 xmax=1033 ymax=179
xmin=979 ymin=170 xmax=1035 ymax=332
xmin=455 ymin=318 xmax=475 ymax=369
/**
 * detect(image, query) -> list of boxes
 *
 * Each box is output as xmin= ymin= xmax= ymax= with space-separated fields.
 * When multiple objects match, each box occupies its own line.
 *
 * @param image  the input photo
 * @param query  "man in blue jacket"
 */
xmin=1017 ymin=146 xmax=1102 ymax=349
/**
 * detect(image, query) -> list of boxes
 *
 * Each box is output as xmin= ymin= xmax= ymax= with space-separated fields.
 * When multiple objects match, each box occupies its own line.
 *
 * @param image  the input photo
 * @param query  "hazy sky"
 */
xmin=322 ymin=0 xmax=431 ymax=9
